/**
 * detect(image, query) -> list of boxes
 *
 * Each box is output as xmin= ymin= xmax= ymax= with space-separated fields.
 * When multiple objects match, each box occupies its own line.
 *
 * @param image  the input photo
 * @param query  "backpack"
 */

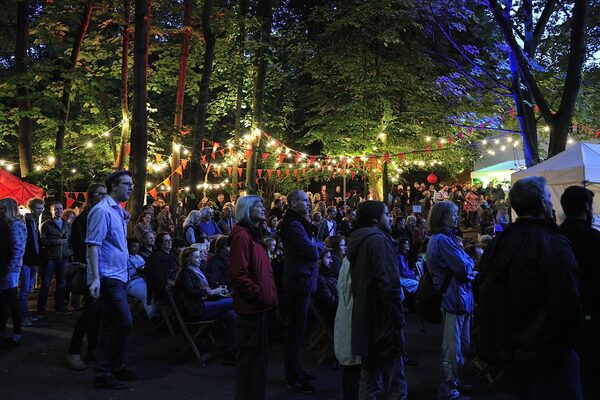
xmin=414 ymin=259 xmax=452 ymax=323
xmin=0 ymin=218 xmax=13 ymax=276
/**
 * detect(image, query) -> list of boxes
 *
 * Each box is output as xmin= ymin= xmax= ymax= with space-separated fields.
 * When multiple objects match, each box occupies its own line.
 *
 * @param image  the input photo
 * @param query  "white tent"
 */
xmin=471 ymin=160 xmax=524 ymax=186
xmin=511 ymin=142 xmax=600 ymax=224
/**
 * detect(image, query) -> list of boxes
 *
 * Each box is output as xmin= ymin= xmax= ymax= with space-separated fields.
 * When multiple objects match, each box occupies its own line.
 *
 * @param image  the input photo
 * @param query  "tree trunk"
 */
xmin=15 ymin=0 xmax=33 ymax=177
xmin=232 ymin=0 xmax=247 ymax=189
xmin=188 ymin=0 xmax=215 ymax=212
xmin=169 ymin=0 xmax=193 ymax=210
xmin=128 ymin=0 xmax=151 ymax=227
xmin=53 ymin=0 xmax=93 ymax=199
xmin=245 ymin=0 xmax=271 ymax=194
xmin=115 ymin=0 xmax=131 ymax=170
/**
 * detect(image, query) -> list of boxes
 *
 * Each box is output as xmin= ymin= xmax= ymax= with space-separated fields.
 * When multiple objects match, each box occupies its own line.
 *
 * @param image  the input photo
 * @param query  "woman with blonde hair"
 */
xmin=0 ymin=198 xmax=27 ymax=346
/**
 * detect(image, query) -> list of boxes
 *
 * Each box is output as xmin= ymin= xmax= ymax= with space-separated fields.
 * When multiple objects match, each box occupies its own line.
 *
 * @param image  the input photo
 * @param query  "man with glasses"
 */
xmin=87 ymin=171 xmax=136 ymax=389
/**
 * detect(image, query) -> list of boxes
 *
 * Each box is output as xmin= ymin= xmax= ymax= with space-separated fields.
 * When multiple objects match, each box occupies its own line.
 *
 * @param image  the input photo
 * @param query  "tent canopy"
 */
xmin=511 ymin=142 xmax=600 ymax=224
xmin=471 ymin=160 xmax=524 ymax=186
xmin=511 ymin=142 xmax=600 ymax=185
xmin=0 ymin=169 xmax=45 ymax=205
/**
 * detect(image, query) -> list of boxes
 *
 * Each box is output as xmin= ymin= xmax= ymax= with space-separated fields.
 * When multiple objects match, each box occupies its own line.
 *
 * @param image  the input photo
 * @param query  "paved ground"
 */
xmin=4 ymin=306 xmax=586 ymax=400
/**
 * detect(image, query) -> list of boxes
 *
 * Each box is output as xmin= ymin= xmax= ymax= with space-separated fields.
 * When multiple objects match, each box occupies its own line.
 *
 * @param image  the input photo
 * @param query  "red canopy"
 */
xmin=0 ymin=168 xmax=45 ymax=205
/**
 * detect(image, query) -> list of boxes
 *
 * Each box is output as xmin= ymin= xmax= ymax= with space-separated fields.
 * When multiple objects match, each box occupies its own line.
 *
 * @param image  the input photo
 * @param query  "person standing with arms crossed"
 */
xmin=87 ymin=171 xmax=136 ymax=389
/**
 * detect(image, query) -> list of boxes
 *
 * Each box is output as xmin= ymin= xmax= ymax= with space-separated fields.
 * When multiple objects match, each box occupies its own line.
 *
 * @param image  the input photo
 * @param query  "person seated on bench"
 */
xmin=174 ymin=247 xmax=236 ymax=363
xmin=126 ymin=239 xmax=157 ymax=320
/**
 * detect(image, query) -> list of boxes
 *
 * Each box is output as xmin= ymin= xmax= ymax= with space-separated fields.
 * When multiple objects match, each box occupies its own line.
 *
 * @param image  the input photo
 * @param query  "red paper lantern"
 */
xmin=427 ymin=172 xmax=438 ymax=184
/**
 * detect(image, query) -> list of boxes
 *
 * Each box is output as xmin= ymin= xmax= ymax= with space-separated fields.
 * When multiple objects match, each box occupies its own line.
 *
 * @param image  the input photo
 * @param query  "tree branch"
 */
xmin=533 ymin=0 xmax=559 ymax=47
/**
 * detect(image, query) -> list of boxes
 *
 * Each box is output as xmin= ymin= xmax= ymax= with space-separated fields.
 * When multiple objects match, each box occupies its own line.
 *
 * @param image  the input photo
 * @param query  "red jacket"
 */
xmin=228 ymin=224 xmax=278 ymax=314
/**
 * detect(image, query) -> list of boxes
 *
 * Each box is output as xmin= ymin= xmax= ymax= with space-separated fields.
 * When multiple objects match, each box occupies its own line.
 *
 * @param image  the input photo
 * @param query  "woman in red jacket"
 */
xmin=228 ymin=195 xmax=278 ymax=400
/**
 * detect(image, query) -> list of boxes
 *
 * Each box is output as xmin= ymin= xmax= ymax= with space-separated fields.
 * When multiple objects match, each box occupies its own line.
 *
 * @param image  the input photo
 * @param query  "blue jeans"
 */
xmin=199 ymin=297 xmax=236 ymax=354
xmin=284 ymin=292 xmax=311 ymax=382
xmin=439 ymin=310 xmax=470 ymax=400
xmin=96 ymin=278 xmax=133 ymax=377
xmin=37 ymin=259 xmax=67 ymax=313
xmin=19 ymin=265 xmax=37 ymax=317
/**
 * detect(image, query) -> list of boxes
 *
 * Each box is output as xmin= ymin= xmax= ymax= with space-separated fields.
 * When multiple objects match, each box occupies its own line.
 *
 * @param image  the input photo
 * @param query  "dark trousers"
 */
xmin=68 ymin=291 xmax=100 ymax=355
xmin=0 ymin=288 xmax=21 ymax=336
xmin=342 ymin=364 xmax=361 ymax=400
xmin=284 ymin=292 xmax=311 ymax=382
xmin=95 ymin=278 xmax=132 ymax=377
xmin=235 ymin=312 xmax=269 ymax=400
xmin=510 ymin=349 xmax=583 ymax=400
xmin=37 ymin=258 xmax=67 ymax=313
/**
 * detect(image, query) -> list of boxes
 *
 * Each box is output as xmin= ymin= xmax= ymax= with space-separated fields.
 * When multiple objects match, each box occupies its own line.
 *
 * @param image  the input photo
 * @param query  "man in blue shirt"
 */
xmin=87 ymin=170 xmax=135 ymax=389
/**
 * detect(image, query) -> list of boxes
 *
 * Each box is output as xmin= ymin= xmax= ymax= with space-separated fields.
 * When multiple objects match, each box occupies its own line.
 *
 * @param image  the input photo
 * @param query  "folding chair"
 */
xmin=165 ymin=285 xmax=216 ymax=367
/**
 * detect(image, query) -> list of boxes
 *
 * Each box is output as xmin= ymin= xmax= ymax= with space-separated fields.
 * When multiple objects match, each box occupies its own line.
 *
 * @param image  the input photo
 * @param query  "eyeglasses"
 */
xmin=91 ymin=192 xmax=107 ymax=198
xmin=119 ymin=182 xmax=135 ymax=188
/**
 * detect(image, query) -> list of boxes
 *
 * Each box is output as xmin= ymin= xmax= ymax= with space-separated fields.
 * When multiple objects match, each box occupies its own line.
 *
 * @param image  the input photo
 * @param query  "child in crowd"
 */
xmin=314 ymin=247 xmax=338 ymax=323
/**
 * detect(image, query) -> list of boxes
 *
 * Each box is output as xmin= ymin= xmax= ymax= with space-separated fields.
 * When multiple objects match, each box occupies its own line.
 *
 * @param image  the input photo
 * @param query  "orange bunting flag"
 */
xmin=398 ymin=153 xmax=405 ymax=160
xmin=227 ymin=167 xmax=233 ymax=175
xmin=285 ymin=169 xmax=290 ymax=177
xmin=216 ymin=166 xmax=222 ymax=175
xmin=230 ymin=148 xmax=235 ymax=157
xmin=294 ymin=155 xmax=301 ymax=165
xmin=211 ymin=152 xmax=216 ymax=159
xmin=125 ymin=145 xmax=131 ymax=155
xmin=65 ymin=192 xmax=71 ymax=199
xmin=238 ymin=168 xmax=243 ymax=178
xmin=220 ymin=149 xmax=225 ymax=157
xmin=148 ymin=188 xmax=157 ymax=199
xmin=175 ymin=165 xmax=184 ymax=176
xmin=66 ymin=197 xmax=75 ymax=209
xmin=595 ymin=131 xmax=600 ymax=140
xmin=301 ymin=168 xmax=306 ymax=175
xmin=354 ymin=157 xmax=361 ymax=166
xmin=162 ymin=178 xmax=171 ymax=187
xmin=293 ymin=169 xmax=298 ymax=178
xmin=182 ymin=159 xmax=188 ymax=169
xmin=350 ymin=171 xmax=356 ymax=180
xmin=257 ymin=169 xmax=263 ymax=177
xmin=267 ymin=169 xmax=273 ymax=179
xmin=245 ymin=150 xmax=253 ymax=159
xmin=201 ymin=155 xmax=207 ymax=164
xmin=262 ymin=152 xmax=269 ymax=162
xmin=279 ymin=154 xmax=285 ymax=164
xmin=276 ymin=170 xmax=282 ymax=178
xmin=213 ymin=142 xmax=219 ymax=151
xmin=155 ymin=154 xmax=162 ymax=162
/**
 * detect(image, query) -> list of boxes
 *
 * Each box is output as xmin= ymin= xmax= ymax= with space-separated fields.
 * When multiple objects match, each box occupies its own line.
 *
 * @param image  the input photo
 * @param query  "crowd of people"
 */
xmin=0 ymin=173 xmax=597 ymax=400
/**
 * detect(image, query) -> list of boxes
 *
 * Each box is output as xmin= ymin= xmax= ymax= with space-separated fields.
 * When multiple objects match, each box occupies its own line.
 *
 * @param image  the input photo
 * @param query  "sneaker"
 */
xmin=286 ymin=380 xmax=316 ymax=394
xmin=93 ymin=376 xmax=130 ymax=390
xmin=22 ymin=317 xmax=33 ymax=327
xmin=66 ymin=354 xmax=87 ymax=371
xmin=114 ymin=367 xmax=138 ymax=381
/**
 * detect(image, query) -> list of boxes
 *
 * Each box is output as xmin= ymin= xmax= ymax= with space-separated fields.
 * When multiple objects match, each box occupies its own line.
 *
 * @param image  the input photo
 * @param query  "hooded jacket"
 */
xmin=228 ymin=223 xmax=278 ymax=314
xmin=349 ymin=226 xmax=405 ymax=358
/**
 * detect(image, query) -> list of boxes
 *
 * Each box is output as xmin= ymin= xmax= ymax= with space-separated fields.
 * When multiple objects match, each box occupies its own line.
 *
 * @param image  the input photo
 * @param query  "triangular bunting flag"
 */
xmin=238 ymin=168 xmax=243 ymax=178
xmin=245 ymin=150 xmax=253 ymax=159
xmin=279 ymin=154 xmax=285 ymax=164
xmin=148 ymin=188 xmax=157 ymax=200
xmin=216 ymin=166 xmax=222 ymax=175
xmin=398 ymin=153 xmax=405 ymax=160
xmin=285 ymin=169 xmax=290 ymax=177
xmin=211 ymin=152 xmax=216 ymax=159
xmin=276 ymin=170 xmax=282 ymax=178
xmin=65 ymin=192 xmax=71 ymax=200
xmin=66 ymin=197 xmax=75 ymax=209
xmin=155 ymin=154 xmax=162 ymax=162
xmin=267 ymin=169 xmax=273 ymax=179
xmin=162 ymin=178 xmax=171 ymax=187
xmin=294 ymin=154 xmax=301 ymax=165
xmin=257 ymin=169 xmax=263 ymax=177
xmin=182 ymin=159 xmax=188 ymax=169
xmin=293 ymin=169 xmax=298 ymax=178
xmin=262 ymin=153 xmax=269 ymax=162
xmin=230 ymin=148 xmax=235 ymax=157
xmin=227 ymin=167 xmax=233 ymax=176
xmin=213 ymin=142 xmax=219 ymax=151
xmin=350 ymin=171 xmax=356 ymax=180
xmin=301 ymin=168 xmax=306 ymax=175
xmin=220 ymin=149 xmax=225 ymax=157
xmin=175 ymin=165 xmax=184 ymax=176
xmin=201 ymin=155 xmax=207 ymax=164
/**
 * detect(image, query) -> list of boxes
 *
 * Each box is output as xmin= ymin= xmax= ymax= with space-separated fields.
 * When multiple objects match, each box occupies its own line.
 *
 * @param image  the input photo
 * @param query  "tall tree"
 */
xmin=169 ymin=0 xmax=193 ymax=209
xmin=489 ymin=0 xmax=589 ymax=157
xmin=245 ymin=0 xmax=272 ymax=193
xmin=54 ymin=0 xmax=93 ymax=198
xmin=231 ymin=0 xmax=247 ymax=189
xmin=128 ymin=0 xmax=151 ymax=224
xmin=115 ymin=0 xmax=131 ymax=170
xmin=15 ymin=0 xmax=33 ymax=177
xmin=188 ymin=0 xmax=215 ymax=210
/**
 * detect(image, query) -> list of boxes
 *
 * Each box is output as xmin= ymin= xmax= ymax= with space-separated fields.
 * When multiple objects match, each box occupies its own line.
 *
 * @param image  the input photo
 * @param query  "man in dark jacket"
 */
xmin=560 ymin=185 xmax=600 ymax=383
xmin=19 ymin=198 xmax=44 ymax=326
xmin=349 ymin=201 xmax=407 ymax=399
xmin=279 ymin=189 xmax=323 ymax=394
xmin=477 ymin=176 xmax=582 ymax=400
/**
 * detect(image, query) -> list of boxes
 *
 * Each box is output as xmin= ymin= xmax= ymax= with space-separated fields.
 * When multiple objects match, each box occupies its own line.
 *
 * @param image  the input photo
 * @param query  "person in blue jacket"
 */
xmin=426 ymin=201 xmax=475 ymax=400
